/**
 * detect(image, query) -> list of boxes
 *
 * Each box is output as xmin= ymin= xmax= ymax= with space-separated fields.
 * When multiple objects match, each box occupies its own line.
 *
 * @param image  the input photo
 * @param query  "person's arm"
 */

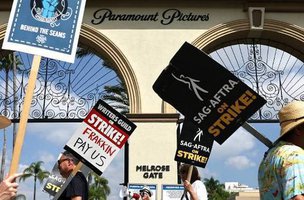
xmin=183 ymin=180 xmax=199 ymax=200
xmin=0 ymin=173 xmax=22 ymax=200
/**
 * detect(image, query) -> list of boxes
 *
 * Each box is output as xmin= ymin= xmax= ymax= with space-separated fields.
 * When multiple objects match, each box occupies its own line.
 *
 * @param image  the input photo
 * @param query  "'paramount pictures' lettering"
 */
xmin=91 ymin=8 xmax=209 ymax=25
xmin=153 ymin=42 xmax=266 ymax=144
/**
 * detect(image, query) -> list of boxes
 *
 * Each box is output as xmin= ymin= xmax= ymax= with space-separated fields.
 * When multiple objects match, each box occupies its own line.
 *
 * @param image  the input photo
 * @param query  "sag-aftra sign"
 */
xmin=153 ymin=42 xmax=266 ymax=145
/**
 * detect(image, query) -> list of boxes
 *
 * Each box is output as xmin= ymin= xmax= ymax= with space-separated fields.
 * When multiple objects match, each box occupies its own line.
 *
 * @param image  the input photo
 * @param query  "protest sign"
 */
xmin=2 ymin=0 xmax=86 ymax=63
xmin=153 ymin=42 xmax=266 ymax=144
xmin=3 ymin=0 xmax=87 ymax=175
xmin=175 ymin=118 xmax=214 ymax=168
xmin=162 ymin=184 xmax=184 ymax=200
xmin=43 ymin=154 xmax=65 ymax=196
xmin=64 ymin=99 xmax=137 ymax=175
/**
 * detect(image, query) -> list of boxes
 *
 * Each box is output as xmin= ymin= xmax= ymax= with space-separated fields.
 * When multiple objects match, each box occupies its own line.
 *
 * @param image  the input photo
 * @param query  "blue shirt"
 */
xmin=258 ymin=141 xmax=304 ymax=200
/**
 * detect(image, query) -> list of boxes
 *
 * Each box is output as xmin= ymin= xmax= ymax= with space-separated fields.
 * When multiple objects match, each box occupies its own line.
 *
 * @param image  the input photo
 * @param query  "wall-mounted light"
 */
xmin=249 ymin=7 xmax=265 ymax=30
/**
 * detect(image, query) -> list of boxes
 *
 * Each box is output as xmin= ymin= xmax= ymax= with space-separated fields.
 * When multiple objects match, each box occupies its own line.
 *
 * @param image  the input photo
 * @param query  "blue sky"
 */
xmin=0 ymin=120 xmax=279 ymax=199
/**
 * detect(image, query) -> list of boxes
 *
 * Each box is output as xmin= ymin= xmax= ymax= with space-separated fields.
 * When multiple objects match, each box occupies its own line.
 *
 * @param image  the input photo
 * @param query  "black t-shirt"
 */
xmin=58 ymin=172 xmax=88 ymax=200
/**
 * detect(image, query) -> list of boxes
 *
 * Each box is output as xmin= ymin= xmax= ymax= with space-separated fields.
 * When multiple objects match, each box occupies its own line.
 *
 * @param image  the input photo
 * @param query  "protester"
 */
xmin=120 ymin=185 xmax=152 ymax=200
xmin=139 ymin=186 xmax=152 ymax=200
xmin=57 ymin=151 xmax=88 ymax=200
xmin=179 ymin=163 xmax=208 ymax=200
xmin=258 ymin=100 xmax=304 ymax=200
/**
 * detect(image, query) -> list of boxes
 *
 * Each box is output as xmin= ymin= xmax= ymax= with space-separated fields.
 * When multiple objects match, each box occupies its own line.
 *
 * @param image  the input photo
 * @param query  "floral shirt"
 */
xmin=258 ymin=141 xmax=304 ymax=200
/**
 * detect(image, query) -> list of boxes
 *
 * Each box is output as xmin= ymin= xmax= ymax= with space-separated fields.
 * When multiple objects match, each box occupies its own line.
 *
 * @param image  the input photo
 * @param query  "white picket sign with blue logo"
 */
xmin=2 ymin=0 xmax=86 ymax=63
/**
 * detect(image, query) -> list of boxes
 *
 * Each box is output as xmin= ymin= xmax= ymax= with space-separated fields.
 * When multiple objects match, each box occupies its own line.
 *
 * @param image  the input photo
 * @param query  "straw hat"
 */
xmin=0 ymin=116 xmax=11 ymax=129
xmin=279 ymin=100 xmax=304 ymax=139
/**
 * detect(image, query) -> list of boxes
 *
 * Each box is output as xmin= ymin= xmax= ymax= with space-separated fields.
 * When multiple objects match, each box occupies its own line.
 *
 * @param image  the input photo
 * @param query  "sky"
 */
xmin=0 ymin=120 xmax=279 ymax=200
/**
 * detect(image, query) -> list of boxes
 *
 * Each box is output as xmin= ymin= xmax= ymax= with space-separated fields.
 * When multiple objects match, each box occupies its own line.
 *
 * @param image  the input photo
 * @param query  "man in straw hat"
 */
xmin=0 ymin=115 xmax=22 ymax=200
xmin=258 ymin=101 xmax=304 ymax=200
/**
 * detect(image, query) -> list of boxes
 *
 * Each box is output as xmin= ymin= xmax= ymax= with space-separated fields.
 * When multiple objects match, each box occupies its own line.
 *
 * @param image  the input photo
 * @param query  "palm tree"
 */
xmin=0 ymin=53 xmax=22 ymax=181
xmin=76 ymin=50 xmax=130 ymax=112
xmin=88 ymin=172 xmax=111 ymax=200
xmin=11 ymin=53 xmax=22 ymax=148
xmin=76 ymin=47 xmax=129 ymax=114
xmin=204 ymin=177 xmax=230 ymax=200
xmin=19 ymin=161 xmax=50 ymax=200
xmin=102 ymin=80 xmax=129 ymax=115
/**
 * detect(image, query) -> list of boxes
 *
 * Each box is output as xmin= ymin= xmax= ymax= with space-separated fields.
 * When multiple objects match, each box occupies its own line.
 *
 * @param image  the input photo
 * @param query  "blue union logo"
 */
xmin=30 ymin=0 xmax=72 ymax=27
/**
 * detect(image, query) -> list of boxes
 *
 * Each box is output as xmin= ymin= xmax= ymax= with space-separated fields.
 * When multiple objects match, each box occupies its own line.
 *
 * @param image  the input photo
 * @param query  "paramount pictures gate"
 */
xmin=1 ymin=0 xmax=304 ymax=199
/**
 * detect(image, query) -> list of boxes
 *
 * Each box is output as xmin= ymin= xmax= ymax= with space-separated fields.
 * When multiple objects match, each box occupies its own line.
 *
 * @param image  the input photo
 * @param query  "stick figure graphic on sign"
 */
xmin=172 ymin=73 xmax=208 ymax=101
xmin=194 ymin=128 xmax=204 ymax=142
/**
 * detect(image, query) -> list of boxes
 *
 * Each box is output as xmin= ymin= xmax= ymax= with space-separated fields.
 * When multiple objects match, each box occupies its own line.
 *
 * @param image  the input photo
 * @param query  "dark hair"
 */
xmin=62 ymin=150 xmax=79 ymax=165
xmin=280 ymin=123 xmax=304 ymax=141
xmin=179 ymin=163 xmax=201 ymax=184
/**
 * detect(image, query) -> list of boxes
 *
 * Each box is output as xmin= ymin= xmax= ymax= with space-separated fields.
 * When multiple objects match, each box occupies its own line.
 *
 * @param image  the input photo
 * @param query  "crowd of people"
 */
xmin=3 ymin=100 xmax=304 ymax=199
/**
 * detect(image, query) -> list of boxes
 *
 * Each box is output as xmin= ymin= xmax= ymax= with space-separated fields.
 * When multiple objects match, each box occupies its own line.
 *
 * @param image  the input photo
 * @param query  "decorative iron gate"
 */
xmin=209 ymin=38 xmax=304 ymax=123
xmin=1 ymin=39 xmax=303 ymax=123
xmin=0 ymin=48 xmax=122 ymax=122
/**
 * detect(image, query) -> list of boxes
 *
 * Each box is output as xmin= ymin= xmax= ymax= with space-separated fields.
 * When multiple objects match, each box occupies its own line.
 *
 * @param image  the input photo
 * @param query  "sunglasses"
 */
xmin=140 ymin=192 xmax=149 ymax=196
xmin=57 ymin=158 xmax=70 ymax=165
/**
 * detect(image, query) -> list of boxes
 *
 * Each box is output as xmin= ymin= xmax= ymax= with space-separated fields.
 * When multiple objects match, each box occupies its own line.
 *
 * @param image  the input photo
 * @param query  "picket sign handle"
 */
xmin=9 ymin=55 xmax=42 ymax=175
xmin=182 ymin=164 xmax=194 ymax=198
xmin=53 ymin=162 xmax=83 ymax=200
xmin=242 ymin=122 xmax=273 ymax=148
xmin=186 ymin=165 xmax=193 ymax=182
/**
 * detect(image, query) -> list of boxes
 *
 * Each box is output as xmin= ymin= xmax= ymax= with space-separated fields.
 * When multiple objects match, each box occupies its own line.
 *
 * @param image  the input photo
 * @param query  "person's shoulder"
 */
xmin=71 ymin=172 xmax=87 ymax=184
xmin=278 ymin=141 xmax=304 ymax=153
xmin=192 ymin=180 xmax=206 ymax=188
xmin=272 ymin=141 xmax=304 ymax=162
xmin=76 ymin=171 xmax=86 ymax=178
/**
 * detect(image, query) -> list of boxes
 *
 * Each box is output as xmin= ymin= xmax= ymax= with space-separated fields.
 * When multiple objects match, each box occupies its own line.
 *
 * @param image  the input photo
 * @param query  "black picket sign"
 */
xmin=175 ymin=118 xmax=214 ymax=168
xmin=153 ymin=42 xmax=266 ymax=144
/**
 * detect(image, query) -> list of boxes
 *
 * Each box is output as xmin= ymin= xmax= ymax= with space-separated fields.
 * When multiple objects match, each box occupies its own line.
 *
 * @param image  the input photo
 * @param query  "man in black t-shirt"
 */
xmin=57 ymin=151 xmax=88 ymax=200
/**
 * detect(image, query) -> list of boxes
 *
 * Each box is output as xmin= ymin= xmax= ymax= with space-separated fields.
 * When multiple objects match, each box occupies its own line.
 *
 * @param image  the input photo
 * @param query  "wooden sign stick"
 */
xmin=9 ymin=55 xmax=42 ymax=175
xmin=242 ymin=122 xmax=273 ymax=148
xmin=186 ymin=165 xmax=193 ymax=182
xmin=182 ymin=165 xmax=193 ymax=198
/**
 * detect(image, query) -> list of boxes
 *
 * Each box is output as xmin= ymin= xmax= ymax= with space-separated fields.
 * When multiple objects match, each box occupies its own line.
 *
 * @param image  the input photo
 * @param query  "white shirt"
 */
xmin=181 ymin=180 xmax=208 ymax=200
